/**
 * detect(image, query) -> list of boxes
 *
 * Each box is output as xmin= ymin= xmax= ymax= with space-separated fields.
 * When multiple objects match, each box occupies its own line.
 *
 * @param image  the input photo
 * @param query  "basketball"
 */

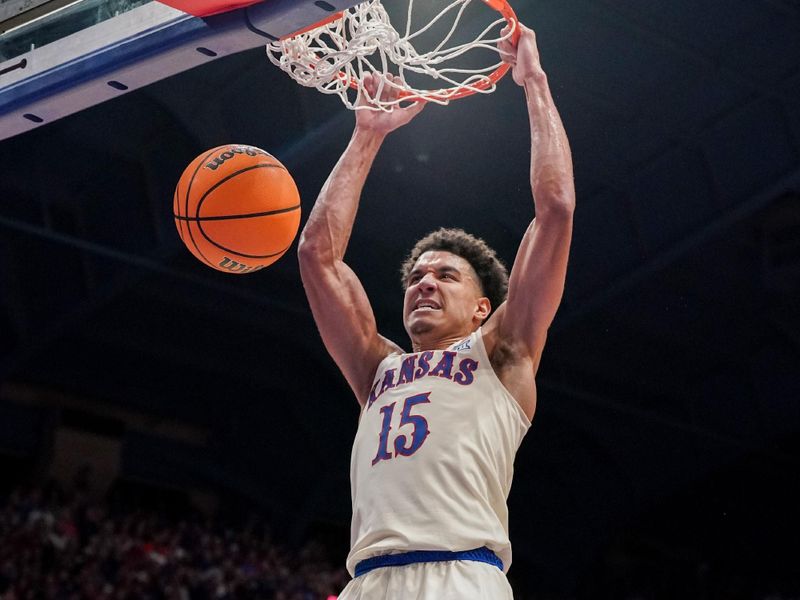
xmin=173 ymin=144 xmax=301 ymax=274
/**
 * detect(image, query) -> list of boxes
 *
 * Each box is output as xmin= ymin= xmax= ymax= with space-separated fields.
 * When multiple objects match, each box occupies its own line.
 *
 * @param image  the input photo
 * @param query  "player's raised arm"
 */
xmin=489 ymin=24 xmax=575 ymax=371
xmin=297 ymin=74 xmax=425 ymax=405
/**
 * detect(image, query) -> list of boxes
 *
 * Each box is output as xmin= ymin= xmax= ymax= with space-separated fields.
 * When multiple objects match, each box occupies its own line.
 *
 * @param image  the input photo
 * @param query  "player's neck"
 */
xmin=410 ymin=327 xmax=476 ymax=353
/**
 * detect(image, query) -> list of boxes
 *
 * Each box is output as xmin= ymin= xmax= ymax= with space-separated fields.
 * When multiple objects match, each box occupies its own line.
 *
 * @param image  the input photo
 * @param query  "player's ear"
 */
xmin=475 ymin=296 xmax=492 ymax=321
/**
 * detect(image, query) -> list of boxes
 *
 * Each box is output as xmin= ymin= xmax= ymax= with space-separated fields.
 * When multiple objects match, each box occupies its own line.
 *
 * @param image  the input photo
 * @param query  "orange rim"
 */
xmin=285 ymin=11 xmax=346 ymax=38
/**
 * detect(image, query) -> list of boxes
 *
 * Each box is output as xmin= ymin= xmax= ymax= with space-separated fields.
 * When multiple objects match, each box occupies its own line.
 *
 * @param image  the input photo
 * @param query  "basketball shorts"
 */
xmin=338 ymin=551 xmax=514 ymax=600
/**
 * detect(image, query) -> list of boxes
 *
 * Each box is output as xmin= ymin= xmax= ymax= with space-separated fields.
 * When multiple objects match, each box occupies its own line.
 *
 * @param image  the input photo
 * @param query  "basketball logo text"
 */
xmin=204 ymin=146 xmax=274 ymax=171
xmin=218 ymin=257 xmax=266 ymax=274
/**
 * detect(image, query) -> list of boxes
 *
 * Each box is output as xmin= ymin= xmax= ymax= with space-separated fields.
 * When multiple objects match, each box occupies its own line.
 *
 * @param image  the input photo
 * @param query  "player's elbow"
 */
xmin=533 ymin=171 xmax=574 ymax=207
xmin=298 ymin=229 xmax=341 ymax=277
xmin=298 ymin=231 xmax=327 ymax=269
xmin=534 ymin=183 xmax=575 ymax=220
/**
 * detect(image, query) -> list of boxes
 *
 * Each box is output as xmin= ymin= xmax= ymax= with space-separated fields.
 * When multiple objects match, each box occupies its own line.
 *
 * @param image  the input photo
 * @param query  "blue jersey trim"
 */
xmin=354 ymin=547 xmax=503 ymax=577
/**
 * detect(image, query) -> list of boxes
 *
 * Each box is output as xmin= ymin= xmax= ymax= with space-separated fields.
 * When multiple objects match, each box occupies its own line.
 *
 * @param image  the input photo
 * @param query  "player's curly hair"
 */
xmin=400 ymin=228 xmax=509 ymax=314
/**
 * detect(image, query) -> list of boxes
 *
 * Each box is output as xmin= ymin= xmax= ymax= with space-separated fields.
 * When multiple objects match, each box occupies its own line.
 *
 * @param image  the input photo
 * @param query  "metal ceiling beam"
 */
xmin=762 ymin=0 xmax=800 ymax=19
xmin=770 ymin=315 xmax=800 ymax=353
xmin=79 ymin=324 xmax=295 ymax=392
xmin=0 ymin=214 xmax=305 ymax=381
xmin=555 ymin=166 xmax=800 ymax=331
xmin=0 ymin=213 xmax=303 ymax=311
xmin=2 ymin=381 xmax=209 ymax=445
xmin=540 ymin=378 xmax=800 ymax=467
xmin=0 ymin=238 xmax=30 ymax=340
xmin=589 ymin=0 xmax=798 ymax=108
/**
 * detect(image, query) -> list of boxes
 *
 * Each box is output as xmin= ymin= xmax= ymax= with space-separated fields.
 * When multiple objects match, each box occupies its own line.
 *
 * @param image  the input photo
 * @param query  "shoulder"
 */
xmin=355 ymin=335 xmax=405 ymax=404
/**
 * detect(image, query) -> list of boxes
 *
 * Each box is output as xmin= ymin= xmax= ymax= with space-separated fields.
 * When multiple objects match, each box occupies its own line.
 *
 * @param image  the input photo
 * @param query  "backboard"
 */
xmin=0 ymin=0 xmax=363 ymax=140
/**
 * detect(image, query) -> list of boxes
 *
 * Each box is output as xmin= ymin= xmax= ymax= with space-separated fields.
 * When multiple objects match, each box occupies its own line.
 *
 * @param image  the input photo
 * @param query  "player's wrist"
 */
xmin=520 ymin=68 xmax=547 ymax=88
xmin=354 ymin=122 xmax=390 ymax=141
xmin=351 ymin=125 xmax=389 ymax=157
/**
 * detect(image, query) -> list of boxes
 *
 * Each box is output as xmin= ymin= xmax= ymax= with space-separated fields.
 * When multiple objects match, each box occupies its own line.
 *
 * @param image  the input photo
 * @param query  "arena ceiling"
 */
xmin=1 ymin=0 xmax=799 ymax=591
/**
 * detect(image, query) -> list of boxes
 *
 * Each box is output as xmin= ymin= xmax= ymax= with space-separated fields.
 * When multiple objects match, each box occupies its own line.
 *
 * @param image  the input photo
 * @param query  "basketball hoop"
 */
xmin=266 ymin=0 xmax=518 ymax=111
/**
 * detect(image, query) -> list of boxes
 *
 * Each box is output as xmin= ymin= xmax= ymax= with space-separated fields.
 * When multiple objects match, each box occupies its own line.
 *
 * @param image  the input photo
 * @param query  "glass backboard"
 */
xmin=0 ymin=0 xmax=361 ymax=140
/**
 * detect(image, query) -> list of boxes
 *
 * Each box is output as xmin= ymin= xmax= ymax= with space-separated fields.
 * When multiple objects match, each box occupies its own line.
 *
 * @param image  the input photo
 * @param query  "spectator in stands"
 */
xmin=0 ymin=482 xmax=347 ymax=600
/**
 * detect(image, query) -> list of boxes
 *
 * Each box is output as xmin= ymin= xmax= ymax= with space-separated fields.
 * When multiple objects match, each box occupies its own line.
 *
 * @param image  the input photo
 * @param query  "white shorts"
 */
xmin=338 ymin=560 xmax=514 ymax=600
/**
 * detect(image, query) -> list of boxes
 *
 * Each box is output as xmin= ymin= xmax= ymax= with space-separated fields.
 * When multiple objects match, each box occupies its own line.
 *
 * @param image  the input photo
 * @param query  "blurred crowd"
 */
xmin=1 ymin=479 xmax=797 ymax=600
xmin=0 ymin=482 xmax=348 ymax=600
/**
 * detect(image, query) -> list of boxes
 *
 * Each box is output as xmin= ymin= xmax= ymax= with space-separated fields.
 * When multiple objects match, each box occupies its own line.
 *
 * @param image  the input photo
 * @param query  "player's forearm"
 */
xmin=523 ymin=72 xmax=575 ymax=216
xmin=298 ymin=127 xmax=386 ymax=264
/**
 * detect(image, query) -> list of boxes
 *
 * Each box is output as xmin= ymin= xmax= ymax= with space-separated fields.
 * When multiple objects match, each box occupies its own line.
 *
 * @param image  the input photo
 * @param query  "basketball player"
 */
xmin=298 ymin=23 xmax=574 ymax=599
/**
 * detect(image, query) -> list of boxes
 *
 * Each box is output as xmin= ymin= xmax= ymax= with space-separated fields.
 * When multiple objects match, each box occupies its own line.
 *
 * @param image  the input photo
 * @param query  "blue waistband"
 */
xmin=354 ymin=547 xmax=503 ymax=578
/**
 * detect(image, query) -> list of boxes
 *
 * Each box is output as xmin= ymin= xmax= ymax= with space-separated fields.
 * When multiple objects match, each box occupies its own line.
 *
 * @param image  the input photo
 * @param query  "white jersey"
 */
xmin=347 ymin=327 xmax=531 ymax=576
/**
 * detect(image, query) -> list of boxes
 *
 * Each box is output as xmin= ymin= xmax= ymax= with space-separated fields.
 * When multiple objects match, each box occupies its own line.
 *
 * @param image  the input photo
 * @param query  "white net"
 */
xmin=266 ymin=0 xmax=516 ymax=111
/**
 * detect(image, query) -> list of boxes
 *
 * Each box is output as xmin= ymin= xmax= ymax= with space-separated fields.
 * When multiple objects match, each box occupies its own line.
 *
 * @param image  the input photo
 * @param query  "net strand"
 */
xmin=265 ymin=0 xmax=515 ymax=111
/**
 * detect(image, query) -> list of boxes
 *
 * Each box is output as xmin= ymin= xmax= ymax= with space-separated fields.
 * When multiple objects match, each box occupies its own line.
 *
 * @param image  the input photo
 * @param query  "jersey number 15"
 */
xmin=371 ymin=392 xmax=431 ymax=466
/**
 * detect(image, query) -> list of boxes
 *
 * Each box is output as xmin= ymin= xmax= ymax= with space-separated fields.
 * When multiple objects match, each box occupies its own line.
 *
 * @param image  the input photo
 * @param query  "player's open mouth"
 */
xmin=413 ymin=300 xmax=441 ymax=312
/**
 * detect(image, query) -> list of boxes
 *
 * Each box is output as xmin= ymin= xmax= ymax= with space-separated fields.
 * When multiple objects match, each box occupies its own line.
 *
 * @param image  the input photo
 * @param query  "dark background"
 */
xmin=1 ymin=0 xmax=799 ymax=597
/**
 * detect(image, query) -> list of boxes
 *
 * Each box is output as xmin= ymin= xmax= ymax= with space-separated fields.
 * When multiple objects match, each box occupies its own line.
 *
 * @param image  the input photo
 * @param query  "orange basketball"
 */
xmin=173 ymin=144 xmax=301 ymax=274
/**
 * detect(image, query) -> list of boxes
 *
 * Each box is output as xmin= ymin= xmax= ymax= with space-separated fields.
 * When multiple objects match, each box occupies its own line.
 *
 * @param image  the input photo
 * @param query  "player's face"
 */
xmin=403 ymin=251 xmax=489 ymax=338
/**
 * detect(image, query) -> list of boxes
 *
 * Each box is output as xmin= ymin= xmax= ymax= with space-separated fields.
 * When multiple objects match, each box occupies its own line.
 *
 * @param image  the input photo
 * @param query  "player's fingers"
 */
xmin=376 ymin=73 xmax=388 ymax=100
xmin=498 ymin=46 xmax=516 ymax=65
xmin=356 ymin=76 xmax=370 ymax=107
xmin=498 ymin=47 xmax=515 ymax=64
xmin=401 ymin=99 xmax=426 ymax=122
xmin=520 ymin=23 xmax=536 ymax=39
xmin=371 ymin=73 xmax=382 ymax=98
xmin=385 ymin=73 xmax=400 ymax=102
xmin=362 ymin=72 xmax=376 ymax=99
xmin=498 ymin=27 xmax=516 ymax=63
xmin=518 ymin=23 xmax=537 ymax=47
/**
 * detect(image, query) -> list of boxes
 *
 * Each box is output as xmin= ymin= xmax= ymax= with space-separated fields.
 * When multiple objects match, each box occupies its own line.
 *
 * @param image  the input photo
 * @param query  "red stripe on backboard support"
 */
xmin=157 ymin=0 xmax=264 ymax=17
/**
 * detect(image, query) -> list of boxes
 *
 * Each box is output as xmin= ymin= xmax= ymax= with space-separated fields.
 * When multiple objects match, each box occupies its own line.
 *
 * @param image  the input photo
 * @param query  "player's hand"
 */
xmin=498 ymin=22 xmax=545 ymax=86
xmin=355 ymin=73 xmax=425 ymax=134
